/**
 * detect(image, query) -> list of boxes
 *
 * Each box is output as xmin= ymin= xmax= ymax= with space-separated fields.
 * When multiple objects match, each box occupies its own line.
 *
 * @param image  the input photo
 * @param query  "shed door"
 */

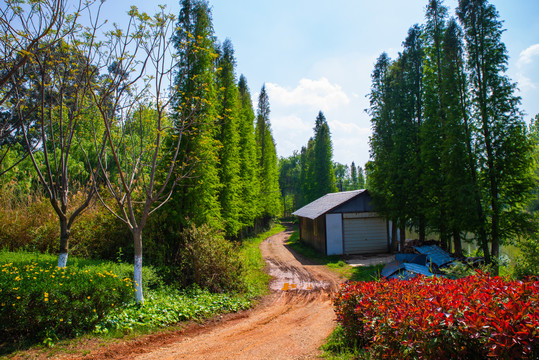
xmin=343 ymin=213 xmax=388 ymax=254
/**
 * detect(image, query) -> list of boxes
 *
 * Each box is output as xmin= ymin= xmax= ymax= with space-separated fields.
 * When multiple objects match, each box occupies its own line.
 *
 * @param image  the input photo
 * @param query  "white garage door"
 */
xmin=343 ymin=213 xmax=388 ymax=254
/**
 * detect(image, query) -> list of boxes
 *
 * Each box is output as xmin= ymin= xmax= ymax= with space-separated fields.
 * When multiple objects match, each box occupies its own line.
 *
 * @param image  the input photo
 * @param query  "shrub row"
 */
xmin=334 ymin=274 xmax=539 ymax=359
xmin=0 ymin=259 xmax=134 ymax=343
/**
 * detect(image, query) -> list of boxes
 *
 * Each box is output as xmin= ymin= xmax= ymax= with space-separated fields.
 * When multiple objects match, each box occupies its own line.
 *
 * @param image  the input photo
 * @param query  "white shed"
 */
xmin=292 ymin=190 xmax=389 ymax=256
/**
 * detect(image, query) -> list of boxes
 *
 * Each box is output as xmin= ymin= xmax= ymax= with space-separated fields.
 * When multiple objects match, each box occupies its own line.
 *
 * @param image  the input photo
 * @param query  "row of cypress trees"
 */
xmin=367 ymin=0 xmax=537 ymax=270
xmin=166 ymin=0 xmax=281 ymax=238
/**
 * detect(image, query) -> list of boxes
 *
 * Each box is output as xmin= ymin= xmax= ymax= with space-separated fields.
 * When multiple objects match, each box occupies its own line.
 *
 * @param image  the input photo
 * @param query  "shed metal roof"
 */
xmin=292 ymin=190 xmax=366 ymax=220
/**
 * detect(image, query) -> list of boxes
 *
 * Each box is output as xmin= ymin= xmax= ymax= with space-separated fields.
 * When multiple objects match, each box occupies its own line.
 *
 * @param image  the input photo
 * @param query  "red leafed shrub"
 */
xmin=334 ymin=273 xmax=539 ymax=359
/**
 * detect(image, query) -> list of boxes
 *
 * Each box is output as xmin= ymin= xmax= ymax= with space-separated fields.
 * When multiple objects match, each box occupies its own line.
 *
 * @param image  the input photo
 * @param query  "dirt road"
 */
xmin=134 ymin=226 xmax=341 ymax=360
xmin=57 ymin=226 xmax=342 ymax=360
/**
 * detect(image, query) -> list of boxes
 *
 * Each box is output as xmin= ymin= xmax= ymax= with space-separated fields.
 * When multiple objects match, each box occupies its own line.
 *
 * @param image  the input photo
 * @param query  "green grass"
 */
xmin=239 ymin=223 xmax=286 ymax=297
xmin=320 ymin=325 xmax=365 ymax=359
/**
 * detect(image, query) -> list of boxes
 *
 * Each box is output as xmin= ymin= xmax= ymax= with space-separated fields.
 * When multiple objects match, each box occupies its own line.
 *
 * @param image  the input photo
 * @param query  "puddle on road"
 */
xmin=266 ymin=259 xmax=330 ymax=291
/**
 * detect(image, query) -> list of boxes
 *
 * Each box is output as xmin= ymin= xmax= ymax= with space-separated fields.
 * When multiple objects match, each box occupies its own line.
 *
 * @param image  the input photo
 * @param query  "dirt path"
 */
xmin=50 ymin=226 xmax=342 ymax=360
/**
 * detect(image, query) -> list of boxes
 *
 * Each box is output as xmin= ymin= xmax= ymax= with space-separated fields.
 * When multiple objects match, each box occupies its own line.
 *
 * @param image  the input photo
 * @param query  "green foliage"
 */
xmin=236 ymin=75 xmax=261 ymax=233
xmin=170 ymin=0 xmax=222 ymax=230
xmin=94 ymin=287 xmax=251 ymax=334
xmin=320 ymin=325 xmax=363 ymax=360
xmin=513 ymin=234 xmax=539 ymax=279
xmin=278 ymin=152 xmax=301 ymax=215
xmin=255 ymin=85 xmax=282 ymax=220
xmin=0 ymin=254 xmax=134 ymax=346
xmin=216 ymin=39 xmax=242 ymax=237
xmin=175 ymin=223 xmax=243 ymax=293
xmin=294 ymin=112 xmax=339 ymax=208
xmin=311 ymin=111 xmax=338 ymax=199
xmin=368 ymin=0 xmax=536 ymax=268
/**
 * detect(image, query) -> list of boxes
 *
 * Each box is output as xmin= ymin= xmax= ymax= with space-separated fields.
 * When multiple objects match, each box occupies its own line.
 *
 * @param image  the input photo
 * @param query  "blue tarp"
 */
xmin=414 ymin=245 xmax=455 ymax=268
xmin=381 ymin=260 xmax=437 ymax=280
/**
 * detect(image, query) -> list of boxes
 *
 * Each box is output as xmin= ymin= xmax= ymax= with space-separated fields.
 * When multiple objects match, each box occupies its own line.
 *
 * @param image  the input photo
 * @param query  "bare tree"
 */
xmin=88 ymin=6 xmax=199 ymax=303
xmin=16 ymin=0 xmax=103 ymax=267
xmin=0 ymin=0 xmax=84 ymax=175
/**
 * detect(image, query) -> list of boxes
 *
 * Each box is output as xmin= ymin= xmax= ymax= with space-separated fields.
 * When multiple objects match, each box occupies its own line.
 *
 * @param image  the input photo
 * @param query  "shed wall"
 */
xmin=298 ymin=216 xmax=326 ymax=254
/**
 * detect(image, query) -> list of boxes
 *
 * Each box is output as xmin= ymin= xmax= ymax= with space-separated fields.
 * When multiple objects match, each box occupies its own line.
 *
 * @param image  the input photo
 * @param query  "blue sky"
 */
xmin=100 ymin=0 xmax=539 ymax=167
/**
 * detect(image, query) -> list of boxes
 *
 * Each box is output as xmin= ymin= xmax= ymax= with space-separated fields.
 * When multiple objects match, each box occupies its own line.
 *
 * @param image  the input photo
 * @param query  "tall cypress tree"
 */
xmin=299 ymin=140 xmax=314 ymax=206
xmin=458 ymin=0 xmax=536 ymax=269
xmin=421 ymin=0 xmax=450 ymax=249
xmin=357 ymin=165 xmax=366 ymax=189
xmin=369 ymin=52 xmax=407 ymax=248
xmin=216 ymin=39 xmax=241 ymax=237
xmin=350 ymin=161 xmax=358 ymax=189
xmin=171 ymin=0 xmax=222 ymax=228
xmin=439 ymin=17 xmax=479 ymax=256
xmin=401 ymin=25 xmax=426 ymax=241
xmin=312 ymin=111 xmax=337 ymax=199
xmin=237 ymin=75 xmax=260 ymax=233
xmin=255 ymin=85 xmax=281 ymax=222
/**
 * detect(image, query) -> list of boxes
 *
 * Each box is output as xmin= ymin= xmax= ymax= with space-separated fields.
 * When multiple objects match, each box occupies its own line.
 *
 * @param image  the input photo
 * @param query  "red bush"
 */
xmin=334 ymin=273 xmax=539 ymax=359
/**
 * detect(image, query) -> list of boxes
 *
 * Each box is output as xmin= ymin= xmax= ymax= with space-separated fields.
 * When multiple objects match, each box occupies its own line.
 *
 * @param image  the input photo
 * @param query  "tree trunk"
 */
xmin=440 ymin=213 xmax=448 ymax=251
xmin=58 ymin=217 xmax=69 ymax=268
xmin=391 ymin=221 xmax=399 ymax=253
xmin=418 ymin=215 xmax=426 ymax=242
xmin=453 ymin=228 xmax=463 ymax=257
xmin=399 ymin=225 xmax=406 ymax=251
xmin=133 ymin=227 xmax=144 ymax=304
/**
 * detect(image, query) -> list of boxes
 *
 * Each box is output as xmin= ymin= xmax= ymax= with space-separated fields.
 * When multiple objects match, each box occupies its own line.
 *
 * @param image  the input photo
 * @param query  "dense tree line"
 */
xmin=368 ymin=0 xmax=537 ymax=272
xmin=278 ymin=111 xmax=366 ymax=215
xmin=0 ymin=0 xmax=281 ymax=301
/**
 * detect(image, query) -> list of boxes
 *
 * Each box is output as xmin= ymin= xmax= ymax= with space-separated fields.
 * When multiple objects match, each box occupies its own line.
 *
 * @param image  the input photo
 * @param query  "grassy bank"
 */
xmin=0 ymin=224 xmax=285 ymax=357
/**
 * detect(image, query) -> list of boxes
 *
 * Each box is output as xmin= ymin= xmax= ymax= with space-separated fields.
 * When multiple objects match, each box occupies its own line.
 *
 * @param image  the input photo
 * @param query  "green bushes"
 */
xmin=169 ymin=223 xmax=244 ymax=293
xmin=334 ymin=274 xmax=539 ymax=359
xmin=0 ymin=259 xmax=134 ymax=343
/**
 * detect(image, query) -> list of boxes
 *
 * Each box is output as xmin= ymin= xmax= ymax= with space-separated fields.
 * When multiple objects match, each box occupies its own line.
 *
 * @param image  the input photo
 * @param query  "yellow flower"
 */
xmin=16 ymin=296 xmax=20 ymax=299
xmin=59 ymin=318 xmax=63 ymax=322
xmin=87 ymin=296 xmax=90 ymax=299
xmin=93 ymin=309 xmax=96 ymax=312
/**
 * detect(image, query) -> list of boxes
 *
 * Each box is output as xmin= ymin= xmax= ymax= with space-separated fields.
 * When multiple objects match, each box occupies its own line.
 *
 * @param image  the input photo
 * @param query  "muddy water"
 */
xmin=265 ymin=258 xmax=331 ymax=292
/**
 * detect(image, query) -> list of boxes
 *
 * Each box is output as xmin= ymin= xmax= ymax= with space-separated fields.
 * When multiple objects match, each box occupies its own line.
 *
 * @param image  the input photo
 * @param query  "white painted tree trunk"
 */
xmin=58 ymin=252 xmax=68 ymax=268
xmin=134 ymin=254 xmax=144 ymax=304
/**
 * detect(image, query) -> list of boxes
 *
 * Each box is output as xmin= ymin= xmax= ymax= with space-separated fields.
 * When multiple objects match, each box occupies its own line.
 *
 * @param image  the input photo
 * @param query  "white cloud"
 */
xmin=514 ymin=44 xmax=539 ymax=93
xmin=329 ymin=120 xmax=370 ymax=136
xmin=266 ymin=78 xmax=350 ymax=112
xmin=516 ymin=74 xmax=536 ymax=90
xmin=517 ymin=44 xmax=539 ymax=67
